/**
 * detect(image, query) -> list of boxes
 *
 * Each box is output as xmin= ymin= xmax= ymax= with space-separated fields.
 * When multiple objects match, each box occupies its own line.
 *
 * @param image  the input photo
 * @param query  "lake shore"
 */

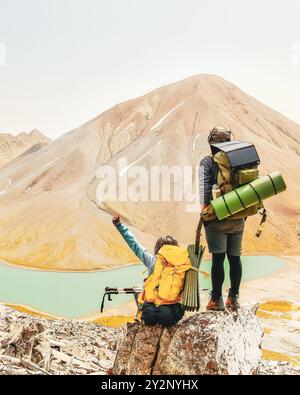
xmin=0 ymin=251 xmax=296 ymax=274
xmin=0 ymin=255 xmax=283 ymax=319
xmin=0 ymin=255 xmax=297 ymax=321
xmin=0 ymin=255 xmax=299 ymax=366
xmin=0 ymin=255 xmax=296 ymax=321
xmin=240 ymin=255 xmax=300 ymax=367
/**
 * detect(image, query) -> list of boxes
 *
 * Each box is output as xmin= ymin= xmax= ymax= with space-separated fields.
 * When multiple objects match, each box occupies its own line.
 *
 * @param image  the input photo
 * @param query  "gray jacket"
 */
xmin=199 ymin=155 xmax=218 ymax=206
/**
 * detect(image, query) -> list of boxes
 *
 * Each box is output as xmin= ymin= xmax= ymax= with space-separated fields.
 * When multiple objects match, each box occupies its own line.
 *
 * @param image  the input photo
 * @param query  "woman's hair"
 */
xmin=154 ymin=235 xmax=179 ymax=255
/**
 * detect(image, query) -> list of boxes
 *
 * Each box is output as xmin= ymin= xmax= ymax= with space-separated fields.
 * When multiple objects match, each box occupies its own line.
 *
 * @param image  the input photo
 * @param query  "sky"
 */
xmin=0 ymin=0 xmax=299 ymax=140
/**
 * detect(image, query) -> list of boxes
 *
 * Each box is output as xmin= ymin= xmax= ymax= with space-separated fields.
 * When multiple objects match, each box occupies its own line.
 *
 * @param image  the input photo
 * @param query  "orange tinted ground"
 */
xmin=5 ymin=302 xmax=135 ymax=327
xmin=92 ymin=316 xmax=135 ymax=327
xmin=258 ymin=300 xmax=300 ymax=368
xmin=259 ymin=301 xmax=300 ymax=313
xmin=257 ymin=300 xmax=300 ymax=320
xmin=261 ymin=350 xmax=300 ymax=367
xmin=5 ymin=304 xmax=57 ymax=320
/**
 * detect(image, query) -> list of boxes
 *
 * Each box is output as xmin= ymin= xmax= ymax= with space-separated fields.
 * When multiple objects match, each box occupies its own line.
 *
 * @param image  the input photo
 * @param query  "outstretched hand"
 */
xmin=112 ymin=214 xmax=121 ymax=226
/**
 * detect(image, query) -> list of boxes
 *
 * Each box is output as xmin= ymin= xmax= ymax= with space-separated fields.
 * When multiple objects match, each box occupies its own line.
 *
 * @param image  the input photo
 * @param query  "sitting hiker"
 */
xmin=112 ymin=214 xmax=191 ymax=326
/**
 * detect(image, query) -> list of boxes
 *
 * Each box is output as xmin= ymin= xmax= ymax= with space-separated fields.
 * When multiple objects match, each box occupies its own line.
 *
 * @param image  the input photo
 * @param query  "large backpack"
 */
xmin=138 ymin=245 xmax=192 ymax=306
xmin=202 ymin=141 xmax=262 ymax=221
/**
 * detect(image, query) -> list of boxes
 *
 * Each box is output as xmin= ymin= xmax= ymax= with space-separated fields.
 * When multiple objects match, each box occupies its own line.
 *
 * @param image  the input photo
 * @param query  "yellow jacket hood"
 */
xmin=158 ymin=245 xmax=189 ymax=266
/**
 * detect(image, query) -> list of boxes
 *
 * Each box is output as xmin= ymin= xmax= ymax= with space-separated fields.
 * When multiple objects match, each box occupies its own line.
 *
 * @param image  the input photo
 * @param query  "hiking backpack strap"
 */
xmin=190 ymin=267 xmax=204 ymax=274
xmin=211 ymin=153 xmax=231 ymax=194
xmin=210 ymin=155 xmax=219 ymax=184
xmin=256 ymin=207 xmax=267 ymax=238
xmin=195 ymin=217 xmax=203 ymax=256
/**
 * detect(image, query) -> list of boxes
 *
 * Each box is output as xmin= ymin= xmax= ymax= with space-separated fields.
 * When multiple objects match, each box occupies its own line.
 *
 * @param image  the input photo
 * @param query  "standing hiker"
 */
xmin=199 ymin=127 xmax=244 ymax=311
xmin=111 ymin=214 xmax=190 ymax=326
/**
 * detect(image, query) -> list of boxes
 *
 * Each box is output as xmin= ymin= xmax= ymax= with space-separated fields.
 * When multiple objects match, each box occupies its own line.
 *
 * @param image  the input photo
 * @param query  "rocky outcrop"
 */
xmin=0 ymin=304 xmax=298 ymax=375
xmin=112 ymin=303 xmax=299 ymax=376
xmin=0 ymin=305 xmax=122 ymax=375
xmin=256 ymin=360 xmax=299 ymax=375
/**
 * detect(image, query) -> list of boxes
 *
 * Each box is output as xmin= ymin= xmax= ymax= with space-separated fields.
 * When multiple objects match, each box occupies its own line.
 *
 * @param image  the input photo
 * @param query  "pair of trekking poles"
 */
xmin=100 ymin=286 xmax=143 ymax=313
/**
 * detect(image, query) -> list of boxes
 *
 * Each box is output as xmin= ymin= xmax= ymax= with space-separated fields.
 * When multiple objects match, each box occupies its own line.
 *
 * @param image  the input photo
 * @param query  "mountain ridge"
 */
xmin=0 ymin=74 xmax=299 ymax=270
xmin=0 ymin=129 xmax=51 ymax=168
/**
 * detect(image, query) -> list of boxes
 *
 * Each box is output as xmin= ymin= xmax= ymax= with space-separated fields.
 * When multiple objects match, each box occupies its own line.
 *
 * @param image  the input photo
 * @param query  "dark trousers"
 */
xmin=142 ymin=302 xmax=184 ymax=327
xmin=211 ymin=253 xmax=242 ymax=298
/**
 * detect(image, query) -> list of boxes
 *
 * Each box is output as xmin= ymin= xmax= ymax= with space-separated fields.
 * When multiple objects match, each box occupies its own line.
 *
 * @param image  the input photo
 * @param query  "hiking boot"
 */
xmin=226 ymin=291 xmax=240 ymax=310
xmin=206 ymin=296 xmax=225 ymax=311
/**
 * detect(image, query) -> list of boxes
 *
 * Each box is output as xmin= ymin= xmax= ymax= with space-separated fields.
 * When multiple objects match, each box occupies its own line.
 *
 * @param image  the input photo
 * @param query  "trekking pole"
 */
xmin=100 ymin=286 xmax=143 ymax=313
xmin=195 ymin=217 xmax=203 ymax=256
xmin=100 ymin=287 xmax=118 ymax=313
xmin=256 ymin=208 xmax=267 ymax=238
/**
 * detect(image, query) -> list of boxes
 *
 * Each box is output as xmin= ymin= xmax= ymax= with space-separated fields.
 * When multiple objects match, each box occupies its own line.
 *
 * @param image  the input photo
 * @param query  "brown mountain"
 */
xmin=0 ymin=75 xmax=299 ymax=271
xmin=0 ymin=129 xmax=51 ymax=168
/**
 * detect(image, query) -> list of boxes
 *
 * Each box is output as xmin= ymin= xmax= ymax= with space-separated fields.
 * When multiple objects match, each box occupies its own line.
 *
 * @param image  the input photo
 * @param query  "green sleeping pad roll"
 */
xmin=211 ymin=171 xmax=287 ymax=221
xmin=250 ymin=177 xmax=275 ymax=200
xmin=270 ymin=171 xmax=287 ymax=193
xmin=223 ymin=191 xmax=245 ymax=214
xmin=236 ymin=183 xmax=260 ymax=208
xmin=211 ymin=196 xmax=231 ymax=219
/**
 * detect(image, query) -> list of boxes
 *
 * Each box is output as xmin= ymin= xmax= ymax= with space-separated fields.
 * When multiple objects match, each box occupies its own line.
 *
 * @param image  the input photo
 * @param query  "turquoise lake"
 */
xmin=0 ymin=256 xmax=284 ymax=319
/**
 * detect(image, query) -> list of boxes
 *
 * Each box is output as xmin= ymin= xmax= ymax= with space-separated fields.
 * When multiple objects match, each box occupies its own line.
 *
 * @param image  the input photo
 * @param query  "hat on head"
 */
xmin=208 ymin=127 xmax=232 ymax=144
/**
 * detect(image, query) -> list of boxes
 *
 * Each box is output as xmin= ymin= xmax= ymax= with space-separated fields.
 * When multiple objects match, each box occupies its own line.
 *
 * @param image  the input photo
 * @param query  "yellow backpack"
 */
xmin=138 ymin=245 xmax=192 ymax=306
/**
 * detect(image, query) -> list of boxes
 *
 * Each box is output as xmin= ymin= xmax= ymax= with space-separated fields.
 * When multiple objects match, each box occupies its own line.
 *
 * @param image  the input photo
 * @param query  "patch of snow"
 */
xmin=119 ymin=140 xmax=162 ymax=176
xmin=150 ymin=101 xmax=185 ymax=131
xmin=15 ymin=154 xmax=65 ymax=186
xmin=114 ymin=125 xmax=122 ymax=134
xmin=192 ymin=133 xmax=202 ymax=152
xmin=0 ymin=178 xmax=12 ymax=196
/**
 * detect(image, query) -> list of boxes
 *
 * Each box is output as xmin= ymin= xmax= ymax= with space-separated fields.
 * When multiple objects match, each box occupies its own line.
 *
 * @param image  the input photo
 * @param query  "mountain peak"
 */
xmin=0 ymin=76 xmax=299 ymax=271
xmin=0 ymin=129 xmax=51 ymax=168
xmin=163 ymin=73 xmax=237 ymax=91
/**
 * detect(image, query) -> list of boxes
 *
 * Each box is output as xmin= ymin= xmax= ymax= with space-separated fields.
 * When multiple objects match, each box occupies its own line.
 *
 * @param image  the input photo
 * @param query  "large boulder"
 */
xmin=113 ymin=303 xmax=265 ymax=375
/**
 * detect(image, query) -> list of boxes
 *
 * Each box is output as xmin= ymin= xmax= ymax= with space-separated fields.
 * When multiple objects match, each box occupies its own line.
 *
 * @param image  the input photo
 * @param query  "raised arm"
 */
xmin=113 ymin=215 xmax=156 ymax=274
